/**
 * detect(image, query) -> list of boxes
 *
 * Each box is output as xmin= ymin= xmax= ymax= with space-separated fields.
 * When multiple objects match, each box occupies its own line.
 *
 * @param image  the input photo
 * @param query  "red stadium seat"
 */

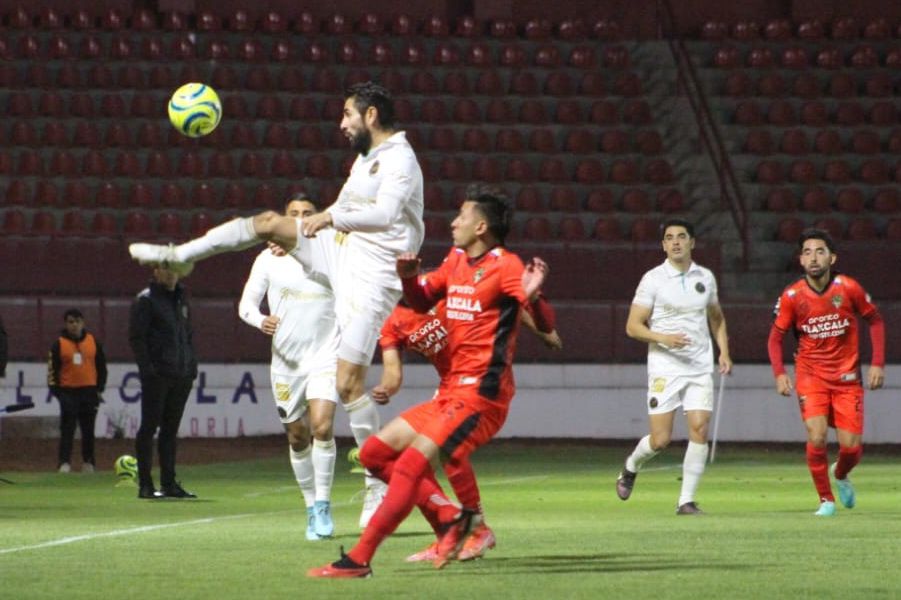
xmin=764 ymin=19 xmax=791 ymax=40
xmin=657 ymin=189 xmax=685 ymax=213
xmin=592 ymin=18 xmax=622 ymax=40
xmin=823 ymin=160 xmax=852 ymax=184
xmin=565 ymin=131 xmax=595 ymax=154
xmin=4 ymin=181 xmax=28 ymax=206
xmin=549 ymin=189 xmax=581 ymax=212
xmin=790 ymin=159 xmax=817 ymax=184
xmin=123 ymin=212 xmax=153 ymax=236
xmin=846 ymin=218 xmax=878 ymax=241
xmin=575 ymin=159 xmax=605 ymax=184
xmin=505 ymin=159 xmax=536 ymax=182
xmin=34 ymin=181 xmax=59 ymax=206
xmin=590 ymin=101 xmax=618 ymax=125
xmin=16 ymin=150 xmax=42 ymax=176
xmin=887 ymin=219 xmax=901 ymax=240
xmin=869 ymin=102 xmax=898 ymax=126
xmin=63 ymin=182 xmax=91 ymax=208
xmin=850 ymin=130 xmax=880 ymax=154
xmin=569 ymin=46 xmax=597 ymax=69
xmin=399 ymin=42 xmax=426 ymax=66
xmin=49 ymin=151 xmax=77 ymax=177
xmin=781 ymin=129 xmax=809 ymax=155
xmin=302 ymin=154 xmax=330 ymax=179
xmin=545 ymin=72 xmax=575 ymax=96
xmin=836 ymin=188 xmax=866 ymax=213
xmin=759 ymin=73 xmax=786 ymax=97
xmin=91 ymin=213 xmax=118 ymax=237
xmin=539 ymin=159 xmax=568 ymax=183
xmin=518 ymin=100 xmax=548 ymax=125
xmin=800 ymin=101 xmax=828 ymax=126
xmin=775 ymin=217 xmax=804 ymax=242
xmin=11 ymin=122 xmax=38 ymax=146
xmin=2 ymin=209 xmax=27 ymax=235
xmin=261 ymin=11 xmax=288 ymax=33
xmin=872 ymin=188 xmax=899 ymax=214
xmin=813 ymin=217 xmax=843 ymax=240
xmin=495 ymin=130 xmax=524 ymax=153
xmin=610 ymin=159 xmax=639 ymax=185
xmin=747 ymin=46 xmax=775 ymax=67
xmin=723 ymin=72 xmax=753 ymax=96
xmin=555 ymin=101 xmax=583 ymax=125
xmin=452 ymin=99 xmax=480 ymax=124
xmin=801 ymin=187 xmax=831 ymax=212
xmin=433 ymin=42 xmax=461 ymax=66
xmin=645 ymin=159 xmax=674 ymax=185
xmin=701 ymin=21 xmax=728 ymax=40
xmin=521 ymin=217 xmax=552 ymax=241
xmin=247 ymin=68 xmax=275 ymax=91
xmin=614 ymin=73 xmax=643 ymax=96
xmin=813 ymin=130 xmax=842 ymax=154
xmin=586 ymin=189 xmax=615 ymax=213
xmin=792 ymin=74 xmax=820 ymax=98
xmin=767 ymin=100 xmax=797 ymax=125
xmin=766 ymin=188 xmax=798 ymax=212
xmin=475 ymin=71 xmax=503 ymax=95
xmin=157 ymin=212 xmax=182 ymax=237
xmin=735 ymin=101 xmax=763 ymax=126
xmin=713 ymin=45 xmax=739 ymax=68
xmin=485 ymin=99 xmax=514 ymax=123
xmin=528 ymin=129 xmax=556 ymax=153
xmin=96 ymin=182 xmax=122 ymax=208
xmin=864 ymin=73 xmax=892 ymax=97
xmin=797 ymin=19 xmax=825 ymax=40
xmin=630 ymin=218 xmax=660 ymax=242
xmin=835 ymin=102 xmax=865 ymax=126
xmin=559 ymin=217 xmax=587 ymax=241
xmin=755 ymin=160 xmax=785 ymax=184
xmin=472 ymin=157 xmax=502 ymax=182
xmin=499 ymin=43 xmax=526 ymax=68
xmin=534 ymin=45 xmax=562 ymax=68
xmin=515 ymin=187 xmax=544 ymax=213
xmin=462 ymin=128 xmax=491 ymax=153
xmin=444 ymin=71 xmax=470 ymax=95
xmin=850 ymin=45 xmax=879 ymax=67
xmin=592 ymin=217 xmax=623 ymax=241
xmin=859 ymin=159 xmax=890 ymax=185
xmin=744 ymin=130 xmax=774 ymax=154
xmin=510 ymin=72 xmax=539 ymax=95
xmin=31 ymin=210 xmax=56 ymax=235
xmin=622 ymin=189 xmax=651 ymax=213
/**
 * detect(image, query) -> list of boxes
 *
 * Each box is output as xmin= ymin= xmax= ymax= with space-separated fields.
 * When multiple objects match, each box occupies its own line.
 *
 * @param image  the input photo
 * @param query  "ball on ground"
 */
xmin=114 ymin=454 xmax=138 ymax=481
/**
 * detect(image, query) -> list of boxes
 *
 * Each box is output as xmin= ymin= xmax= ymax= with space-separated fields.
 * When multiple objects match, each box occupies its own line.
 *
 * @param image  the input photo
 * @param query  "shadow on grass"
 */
xmin=398 ymin=553 xmax=757 ymax=575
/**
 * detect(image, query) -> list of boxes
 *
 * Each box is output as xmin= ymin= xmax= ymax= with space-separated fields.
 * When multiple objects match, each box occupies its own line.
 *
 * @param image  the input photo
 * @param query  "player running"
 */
xmin=768 ymin=228 xmax=885 ymax=517
xmin=129 ymin=82 xmax=423 ymax=527
xmin=238 ymin=195 xmax=340 ymax=540
xmin=307 ymin=184 xmax=554 ymax=578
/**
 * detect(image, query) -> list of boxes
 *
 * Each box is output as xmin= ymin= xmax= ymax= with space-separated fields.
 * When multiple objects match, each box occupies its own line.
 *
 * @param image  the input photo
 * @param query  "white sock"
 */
xmin=312 ymin=438 xmax=336 ymax=503
xmin=625 ymin=435 xmax=660 ymax=472
xmin=678 ymin=441 xmax=709 ymax=506
xmin=175 ymin=217 xmax=259 ymax=262
xmin=289 ymin=445 xmax=315 ymax=508
xmin=344 ymin=393 xmax=381 ymax=489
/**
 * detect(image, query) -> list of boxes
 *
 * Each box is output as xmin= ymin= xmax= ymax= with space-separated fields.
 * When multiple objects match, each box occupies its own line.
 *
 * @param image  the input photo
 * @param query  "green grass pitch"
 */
xmin=2 ymin=443 xmax=900 ymax=599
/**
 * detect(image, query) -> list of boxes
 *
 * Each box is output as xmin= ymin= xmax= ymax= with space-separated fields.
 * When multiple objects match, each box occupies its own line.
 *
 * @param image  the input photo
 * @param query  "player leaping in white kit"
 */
xmin=130 ymin=82 xmax=424 ymax=528
xmin=238 ymin=195 xmax=341 ymax=540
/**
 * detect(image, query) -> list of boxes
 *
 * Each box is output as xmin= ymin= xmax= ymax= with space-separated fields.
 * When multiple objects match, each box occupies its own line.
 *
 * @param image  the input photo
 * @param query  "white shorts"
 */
xmin=271 ymin=369 xmax=337 ymax=424
xmin=291 ymin=224 xmax=401 ymax=367
xmin=646 ymin=373 xmax=713 ymax=415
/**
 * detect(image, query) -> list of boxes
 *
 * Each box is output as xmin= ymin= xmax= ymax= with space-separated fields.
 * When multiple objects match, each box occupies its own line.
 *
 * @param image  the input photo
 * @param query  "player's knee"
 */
xmin=310 ymin=418 xmax=333 ymax=441
xmin=650 ymin=433 xmax=672 ymax=450
xmin=808 ymin=433 xmax=827 ymax=447
xmin=253 ymin=210 xmax=281 ymax=238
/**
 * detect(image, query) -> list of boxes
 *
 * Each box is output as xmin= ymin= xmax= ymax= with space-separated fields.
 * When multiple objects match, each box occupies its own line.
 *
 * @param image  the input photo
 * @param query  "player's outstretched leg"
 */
xmin=830 ymin=463 xmax=856 ymax=509
xmin=433 ymin=508 xmax=477 ymax=569
xmin=616 ymin=468 xmax=637 ymax=501
xmin=617 ymin=435 xmax=659 ymax=501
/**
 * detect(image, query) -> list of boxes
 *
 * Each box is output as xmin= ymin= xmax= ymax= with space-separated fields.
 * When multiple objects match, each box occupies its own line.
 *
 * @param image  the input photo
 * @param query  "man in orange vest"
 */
xmin=47 ymin=309 xmax=107 ymax=473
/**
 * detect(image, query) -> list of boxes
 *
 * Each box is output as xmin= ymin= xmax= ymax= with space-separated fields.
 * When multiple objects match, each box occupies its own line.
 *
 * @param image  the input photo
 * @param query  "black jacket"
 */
xmin=0 ymin=315 xmax=7 ymax=378
xmin=129 ymin=282 xmax=198 ymax=380
xmin=47 ymin=328 xmax=108 ymax=394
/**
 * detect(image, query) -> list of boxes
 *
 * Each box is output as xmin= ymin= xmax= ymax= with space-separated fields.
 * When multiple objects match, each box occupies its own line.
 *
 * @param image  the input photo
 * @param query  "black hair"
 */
xmin=284 ymin=193 xmax=318 ymax=212
xmin=798 ymin=227 xmax=837 ymax=253
xmin=345 ymin=82 xmax=395 ymax=129
xmin=465 ymin=183 xmax=512 ymax=244
xmin=660 ymin=218 xmax=695 ymax=239
xmin=63 ymin=309 xmax=83 ymax=321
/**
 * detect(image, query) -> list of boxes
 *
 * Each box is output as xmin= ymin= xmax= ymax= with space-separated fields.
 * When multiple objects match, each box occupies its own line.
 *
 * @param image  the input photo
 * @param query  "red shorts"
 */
xmin=400 ymin=388 xmax=508 ymax=461
xmin=797 ymin=385 xmax=864 ymax=434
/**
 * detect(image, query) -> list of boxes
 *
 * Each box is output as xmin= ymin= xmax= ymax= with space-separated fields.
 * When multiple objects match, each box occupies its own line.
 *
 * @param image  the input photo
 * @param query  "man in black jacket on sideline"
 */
xmin=129 ymin=265 xmax=198 ymax=500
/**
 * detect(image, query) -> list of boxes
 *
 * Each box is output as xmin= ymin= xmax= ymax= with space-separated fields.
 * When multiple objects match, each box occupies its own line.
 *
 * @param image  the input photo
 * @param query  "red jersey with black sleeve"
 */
xmin=402 ymin=246 xmax=527 ymax=405
xmin=768 ymin=274 xmax=884 ymax=389
xmin=379 ymin=301 xmax=453 ymax=385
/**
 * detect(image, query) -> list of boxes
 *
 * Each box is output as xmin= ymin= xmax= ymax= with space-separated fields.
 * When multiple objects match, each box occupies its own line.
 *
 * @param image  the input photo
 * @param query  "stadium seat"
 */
xmin=435 ymin=98 xmax=470 ymax=124
xmin=499 ymin=43 xmax=526 ymax=68
xmin=813 ymin=129 xmax=842 ymax=154
xmin=157 ymin=212 xmax=182 ymax=237
xmin=96 ymin=182 xmax=121 ymax=208
xmin=797 ymin=19 xmax=825 ymax=40
xmin=510 ymin=72 xmax=539 ymax=95
xmin=887 ymin=219 xmax=901 ymax=240
xmin=872 ymin=188 xmax=899 ymax=213
xmin=851 ymin=45 xmax=879 ymax=67
xmin=545 ymin=72 xmax=574 ymax=96
xmin=554 ymin=100 xmax=583 ymax=125
xmin=768 ymin=100 xmax=797 ymax=125
xmin=622 ymin=189 xmax=651 ymax=213
xmin=433 ymin=42 xmax=461 ymax=66
xmin=189 ymin=212 xmax=215 ymax=236
xmin=90 ymin=213 xmax=118 ymax=237
xmin=49 ymin=151 xmax=77 ymax=177
xmin=559 ymin=217 xmax=587 ymax=241
xmin=657 ymin=188 xmax=685 ymax=213
xmin=539 ymin=159 xmax=568 ymax=182
xmin=527 ymin=129 xmax=555 ymax=153
xmin=836 ymin=188 xmax=866 ymax=213
xmin=610 ymin=159 xmax=640 ymax=185
xmin=506 ymin=159 xmax=536 ymax=182
xmin=723 ymin=72 xmax=753 ymax=96
xmin=63 ymin=182 xmax=91 ymax=208
xmin=759 ymin=73 xmax=786 ymax=97
xmin=495 ymin=130 xmax=524 ymax=153
xmin=851 ymin=130 xmax=880 ymax=154
xmin=261 ymin=11 xmax=287 ymax=33
xmin=30 ymin=210 xmax=56 ymax=235
xmin=790 ymin=160 xmax=817 ymax=184
xmin=123 ymin=212 xmax=153 ymax=236
xmin=15 ymin=150 xmax=42 ymax=176
xmin=521 ymin=217 xmax=552 ymax=241
xmin=247 ymin=68 xmax=275 ymax=91
xmin=590 ymin=101 xmax=618 ymax=125
xmin=775 ymin=217 xmax=804 ymax=242
xmin=756 ymin=160 xmax=785 ymax=184
xmin=592 ymin=217 xmax=623 ymax=241
xmin=766 ymin=188 xmax=798 ymax=212
xmin=575 ymin=159 xmax=605 ymax=184
xmin=444 ymin=71 xmax=470 ymax=95
xmin=792 ymin=73 xmax=820 ymax=98
xmin=860 ymin=159 xmax=890 ymax=185
xmin=813 ymin=217 xmax=844 ymax=240
xmin=257 ymin=96 xmax=285 ymax=120
xmin=10 ymin=122 xmax=38 ymax=146
xmin=485 ymin=99 xmax=514 ymax=123
xmin=630 ymin=218 xmax=660 ymax=242
xmin=439 ymin=157 xmax=467 ymax=181
xmin=302 ymin=154 xmax=330 ymax=179
xmin=781 ymin=129 xmax=810 ymax=155
xmin=475 ymin=71 xmax=503 ymax=95
xmin=816 ymin=48 xmax=843 ymax=71
xmin=222 ymin=183 xmax=248 ymax=209
xmin=747 ymin=47 xmax=775 ymax=67
xmin=586 ymin=189 xmax=615 ymax=213
xmin=835 ymin=102 xmax=865 ymax=126
xmin=129 ymin=184 xmax=154 ymax=208
xmin=420 ymin=99 xmax=448 ymax=123
xmin=565 ymin=131 xmax=595 ymax=154
xmin=518 ymin=100 xmax=548 ymax=125
xmin=472 ymin=157 xmax=502 ymax=182
xmin=869 ymin=102 xmax=898 ymax=126
xmin=34 ymin=181 xmax=59 ymax=206
xmin=462 ymin=128 xmax=491 ymax=153
xmin=614 ymin=73 xmax=643 ymax=96
xmin=823 ymin=160 xmax=852 ymax=184
xmin=549 ymin=189 xmax=581 ymax=212
xmin=2 ymin=209 xmax=27 ymax=235
xmin=515 ymin=187 xmax=544 ymax=213
xmin=41 ymin=122 xmax=67 ymax=147
xmin=399 ymin=42 xmax=426 ymax=66
xmin=744 ymin=130 xmax=774 ymax=154
xmin=764 ymin=19 xmax=791 ymax=40
xmin=735 ymin=101 xmax=763 ymax=126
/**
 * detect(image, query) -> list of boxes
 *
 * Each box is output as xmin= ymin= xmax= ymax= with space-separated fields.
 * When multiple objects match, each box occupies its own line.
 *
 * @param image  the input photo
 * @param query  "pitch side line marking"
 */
xmin=0 ymin=511 xmax=287 ymax=556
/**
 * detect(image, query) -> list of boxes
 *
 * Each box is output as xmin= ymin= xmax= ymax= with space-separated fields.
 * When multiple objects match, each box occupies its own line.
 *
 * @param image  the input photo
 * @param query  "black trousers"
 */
xmin=135 ymin=374 xmax=193 ymax=488
xmin=56 ymin=389 xmax=99 ymax=466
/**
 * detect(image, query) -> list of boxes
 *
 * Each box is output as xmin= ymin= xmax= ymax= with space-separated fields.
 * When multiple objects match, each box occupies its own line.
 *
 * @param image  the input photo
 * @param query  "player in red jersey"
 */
xmin=308 ymin=184 xmax=553 ymax=578
xmin=375 ymin=296 xmax=561 ymax=563
xmin=768 ymin=228 xmax=885 ymax=517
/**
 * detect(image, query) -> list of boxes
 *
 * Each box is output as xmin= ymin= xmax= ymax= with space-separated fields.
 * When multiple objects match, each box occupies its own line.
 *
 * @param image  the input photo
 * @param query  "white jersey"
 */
xmin=328 ymin=131 xmax=424 ymax=290
xmin=632 ymin=260 xmax=719 ymax=376
xmin=238 ymin=248 xmax=339 ymax=377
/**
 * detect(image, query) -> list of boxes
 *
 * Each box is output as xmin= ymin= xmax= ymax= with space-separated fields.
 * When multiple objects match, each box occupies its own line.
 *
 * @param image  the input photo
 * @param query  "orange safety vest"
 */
xmin=56 ymin=334 xmax=99 ymax=388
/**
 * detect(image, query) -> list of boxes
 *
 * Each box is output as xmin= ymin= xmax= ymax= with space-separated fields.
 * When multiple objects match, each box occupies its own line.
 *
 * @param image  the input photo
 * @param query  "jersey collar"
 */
xmin=661 ymin=259 xmax=699 ymax=278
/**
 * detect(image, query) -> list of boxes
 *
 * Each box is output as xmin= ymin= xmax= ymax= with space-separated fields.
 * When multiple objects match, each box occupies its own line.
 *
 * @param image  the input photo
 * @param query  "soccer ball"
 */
xmin=167 ymin=83 xmax=222 ymax=137
xmin=347 ymin=447 xmax=364 ymax=474
xmin=114 ymin=454 xmax=138 ymax=481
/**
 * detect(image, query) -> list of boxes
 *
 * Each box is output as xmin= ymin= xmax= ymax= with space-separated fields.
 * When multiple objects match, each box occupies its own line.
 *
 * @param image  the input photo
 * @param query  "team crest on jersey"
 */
xmin=831 ymin=295 xmax=843 ymax=308
xmin=649 ymin=397 xmax=658 ymax=409
xmin=695 ymin=282 xmax=705 ymax=293
xmin=369 ymin=161 xmax=380 ymax=175
xmin=275 ymin=383 xmax=290 ymax=403
xmin=651 ymin=377 xmax=666 ymax=393
xmin=473 ymin=267 xmax=485 ymax=283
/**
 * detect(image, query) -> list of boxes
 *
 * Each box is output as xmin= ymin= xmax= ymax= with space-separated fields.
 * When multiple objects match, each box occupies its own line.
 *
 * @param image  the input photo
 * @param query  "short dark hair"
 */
xmin=798 ymin=228 xmax=836 ymax=253
xmin=284 ymin=193 xmax=318 ymax=212
xmin=63 ymin=309 xmax=83 ymax=321
xmin=465 ymin=183 xmax=512 ymax=244
xmin=345 ymin=82 xmax=395 ymax=129
xmin=660 ymin=218 xmax=695 ymax=239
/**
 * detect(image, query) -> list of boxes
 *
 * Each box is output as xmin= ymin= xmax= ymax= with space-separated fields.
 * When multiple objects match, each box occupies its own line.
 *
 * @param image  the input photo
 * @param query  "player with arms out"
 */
xmin=238 ymin=195 xmax=341 ymax=540
xmin=616 ymin=219 xmax=732 ymax=514
xmin=375 ymin=290 xmax=561 ymax=563
xmin=768 ymin=228 xmax=885 ymax=517
xmin=130 ymin=82 xmax=423 ymax=526
xmin=307 ymin=184 xmax=554 ymax=578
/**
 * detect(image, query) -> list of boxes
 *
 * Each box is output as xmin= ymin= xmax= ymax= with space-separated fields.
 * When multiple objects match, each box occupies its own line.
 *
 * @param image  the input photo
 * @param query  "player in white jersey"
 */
xmin=238 ymin=196 xmax=340 ymax=541
xmin=129 ymin=82 xmax=423 ymax=527
xmin=615 ymin=219 xmax=732 ymax=514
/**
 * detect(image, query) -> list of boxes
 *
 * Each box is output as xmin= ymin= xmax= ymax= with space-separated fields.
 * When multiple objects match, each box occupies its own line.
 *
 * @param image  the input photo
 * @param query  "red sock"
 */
xmin=359 ymin=436 xmax=398 ymax=484
xmin=446 ymin=457 xmax=482 ymax=513
xmin=835 ymin=445 xmax=862 ymax=480
xmin=806 ymin=443 xmax=834 ymax=502
xmin=348 ymin=447 xmax=430 ymax=566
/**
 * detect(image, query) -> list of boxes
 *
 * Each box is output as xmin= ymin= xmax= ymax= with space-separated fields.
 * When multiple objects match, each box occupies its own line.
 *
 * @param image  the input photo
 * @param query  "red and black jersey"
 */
xmin=403 ymin=246 xmax=527 ymax=405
